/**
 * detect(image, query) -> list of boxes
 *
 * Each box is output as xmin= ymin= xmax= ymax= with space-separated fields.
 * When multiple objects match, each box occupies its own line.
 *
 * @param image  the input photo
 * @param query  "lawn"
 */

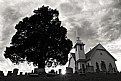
xmin=0 ymin=73 xmax=121 ymax=81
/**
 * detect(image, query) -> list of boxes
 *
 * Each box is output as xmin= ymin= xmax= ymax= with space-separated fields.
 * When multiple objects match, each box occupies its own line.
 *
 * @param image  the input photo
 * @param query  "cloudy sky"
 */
xmin=0 ymin=0 xmax=121 ymax=74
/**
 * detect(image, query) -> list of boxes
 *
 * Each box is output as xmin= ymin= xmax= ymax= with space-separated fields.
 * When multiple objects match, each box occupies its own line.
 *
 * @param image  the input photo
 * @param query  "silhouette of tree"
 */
xmin=4 ymin=6 xmax=73 ymax=69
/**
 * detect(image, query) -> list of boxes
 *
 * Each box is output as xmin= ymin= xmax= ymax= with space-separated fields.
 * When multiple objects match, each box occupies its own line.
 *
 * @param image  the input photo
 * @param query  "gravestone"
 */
xmin=59 ymin=69 xmax=61 ymax=74
xmin=34 ymin=68 xmax=45 ymax=74
xmin=49 ymin=69 xmax=55 ymax=74
xmin=25 ymin=72 xmax=28 ymax=75
xmin=0 ymin=71 xmax=4 ymax=76
xmin=56 ymin=71 xmax=57 ymax=74
xmin=7 ymin=71 xmax=12 ymax=76
xmin=31 ymin=70 xmax=34 ymax=73
xmin=20 ymin=72 xmax=23 ymax=75
xmin=66 ymin=67 xmax=73 ymax=74
xmin=47 ymin=69 xmax=56 ymax=77
xmin=13 ymin=68 xmax=19 ymax=76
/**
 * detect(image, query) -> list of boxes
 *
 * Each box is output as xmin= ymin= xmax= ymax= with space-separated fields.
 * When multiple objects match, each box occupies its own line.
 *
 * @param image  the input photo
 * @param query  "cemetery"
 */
xmin=0 ymin=67 xmax=120 ymax=81
xmin=0 ymin=5 xmax=120 ymax=81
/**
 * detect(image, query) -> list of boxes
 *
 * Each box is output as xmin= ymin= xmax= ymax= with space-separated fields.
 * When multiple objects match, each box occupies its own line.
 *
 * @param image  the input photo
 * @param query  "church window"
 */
xmin=100 ymin=61 xmax=107 ymax=72
xmin=108 ymin=63 xmax=113 ymax=73
xmin=113 ymin=68 xmax=116 ymax=72
xmin=80 ymin=46 xmax=82 ymax=50
xmin=100 ymin=53 xmax=103 ymax=55
xmin=96 ymin=62 xmax=100 ymax=72
xmin=82 ymin=64 xmax=85 ymax=73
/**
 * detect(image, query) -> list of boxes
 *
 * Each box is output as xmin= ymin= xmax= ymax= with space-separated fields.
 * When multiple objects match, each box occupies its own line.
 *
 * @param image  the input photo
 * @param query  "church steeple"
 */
xmin=74 ymin=30 xmax=85 ymax=61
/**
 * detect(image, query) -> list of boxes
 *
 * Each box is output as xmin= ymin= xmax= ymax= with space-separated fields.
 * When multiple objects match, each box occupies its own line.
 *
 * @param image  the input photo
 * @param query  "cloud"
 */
xmin=98 ymin=8 xmax=121 ymax=42
xmin=63 ymin=0 xmax=121 ymax=43
xmin=0 ymin=0 xmax=121 ymax=71
xmin=67 ymin=20 xmax=97 ymax=40
xmin=1 ymin=5 xmax=23 ymax=52
xmin=59 ymin=2 xmax=82 ymax=16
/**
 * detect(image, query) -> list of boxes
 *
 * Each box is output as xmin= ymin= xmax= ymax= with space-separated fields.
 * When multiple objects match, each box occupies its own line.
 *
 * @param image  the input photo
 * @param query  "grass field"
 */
xmin=0 ymin=73 xmax=121 ymax=81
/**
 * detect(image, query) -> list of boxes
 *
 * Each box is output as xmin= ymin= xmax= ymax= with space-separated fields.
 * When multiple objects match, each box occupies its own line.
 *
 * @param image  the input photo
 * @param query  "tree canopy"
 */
xmin=4 ymin=6 xmax=73 ymax=68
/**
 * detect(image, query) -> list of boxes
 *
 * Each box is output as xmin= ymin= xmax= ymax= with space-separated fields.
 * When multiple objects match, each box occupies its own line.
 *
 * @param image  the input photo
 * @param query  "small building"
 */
xmin=68 ymin=36 xmax=118 ymax=73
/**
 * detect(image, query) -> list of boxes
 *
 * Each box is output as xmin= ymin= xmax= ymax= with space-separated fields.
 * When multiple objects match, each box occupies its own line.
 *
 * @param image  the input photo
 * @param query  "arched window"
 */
xmin=96 ymin=62 xmax=100 ymax=72
xmin=80 ymin=46 xmax=82 ymax=50
xmin=100 ymin=53 xmax=102 ymax=55
xmin=82 ymin=64 xmax=85 ymax=73
xmin=108 ymin=63 xmax=113 ymax=73
xmin=100 ymin=61 xmax=107 ymax=72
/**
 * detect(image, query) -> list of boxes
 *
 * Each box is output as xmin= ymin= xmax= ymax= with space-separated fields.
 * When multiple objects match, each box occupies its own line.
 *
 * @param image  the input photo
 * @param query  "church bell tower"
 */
xmin=74 ymin=30 xmax=86 ymax=73
xmin=74 ymin=32 xmax=85 ymax=61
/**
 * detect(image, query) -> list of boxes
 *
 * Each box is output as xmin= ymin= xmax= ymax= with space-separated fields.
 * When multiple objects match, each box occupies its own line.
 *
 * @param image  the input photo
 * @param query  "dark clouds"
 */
xmin=59 ymin=2 xmax=82 ymax=16
xmin=65 ymin=1 xmax=121 ymax=43
xmin=0 ymin=0 xmax=121 ymax=50
xmin=1 ymin=0 xmax=121 ymax=52
xmin=68 ymin=20 xmax=97 ymax=40
xmin=2 ymin=6 xmax=22 ymax=45
xmin=2 ymin=7 xmax=21 ymax=22
xmin=0 ymin=0 xmax=121 ymax=71
xmin=99 ymin=8 xmax=121 ymax=42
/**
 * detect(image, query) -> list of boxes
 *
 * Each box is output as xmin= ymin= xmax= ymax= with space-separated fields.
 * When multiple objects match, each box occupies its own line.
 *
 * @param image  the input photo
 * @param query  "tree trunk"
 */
xmin=38 ymin=61 xmax=45 ymax=68
xmin=37 ymin=60 xmax=46 ymax=74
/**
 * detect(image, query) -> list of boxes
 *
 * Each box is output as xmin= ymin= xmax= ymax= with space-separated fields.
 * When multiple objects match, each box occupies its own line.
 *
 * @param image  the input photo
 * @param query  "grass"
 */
xmin=0 ymin=73 xmax=121 ymax=81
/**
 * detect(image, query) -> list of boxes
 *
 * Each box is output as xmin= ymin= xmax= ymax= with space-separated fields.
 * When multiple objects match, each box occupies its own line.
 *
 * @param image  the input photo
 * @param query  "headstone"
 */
xmin=7 ymin=71 xmax=12 ymax=76
xmin=47 ymin=69 xmax=56 ymax=77
xmin=59 ymin=69 xmax=61 ymax=74
xmin=25 ymin=72 xmax=28 ymax=75
xmin=34 ymin=68 xmax=45 ymax=74
xmin=20 ymin=72 xmax=23 ymax=75
xmin=49 ymin=69 xmax=55 ymax=74
xmin=31 ymin=70 xmax=34 ymax=73
xmin=56 ymin=71 xmax=58 ymax=74
xmin=86 ymin=66 xmax=94 ymax=73
xmin=0 ymin=71 xmax=4 ymax=76
xmin=34 ymin=68 xmax=38 ymax=73
xmin=13 ymin=68 xmax=19 ymax=76
xmin=66 ymin=67 xmax=73 ymax=74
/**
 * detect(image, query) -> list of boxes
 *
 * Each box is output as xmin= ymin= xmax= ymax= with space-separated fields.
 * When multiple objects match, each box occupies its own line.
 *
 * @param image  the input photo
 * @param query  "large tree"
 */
xmin=4 ymin=6 xmax=73 ymax=69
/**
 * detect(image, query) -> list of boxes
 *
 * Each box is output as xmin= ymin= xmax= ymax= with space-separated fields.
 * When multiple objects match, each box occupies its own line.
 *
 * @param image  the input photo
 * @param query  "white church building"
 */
xmin=68 ymin=37 xmax=118 ymax=73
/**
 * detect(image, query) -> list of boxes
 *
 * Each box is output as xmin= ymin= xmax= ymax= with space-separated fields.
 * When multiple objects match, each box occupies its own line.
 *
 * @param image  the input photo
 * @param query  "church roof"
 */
xmin=77 ymin=59 xmax=90 ymax=62
xmin=86 ymin=44 xmax=99 ymax=59
xmin=86 ymin=43 xmax=117 ymax=61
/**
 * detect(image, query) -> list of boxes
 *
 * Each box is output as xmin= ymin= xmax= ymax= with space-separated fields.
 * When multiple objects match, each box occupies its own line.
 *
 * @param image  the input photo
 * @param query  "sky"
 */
xmin=0 ymin=0 xmax=121 ymax=74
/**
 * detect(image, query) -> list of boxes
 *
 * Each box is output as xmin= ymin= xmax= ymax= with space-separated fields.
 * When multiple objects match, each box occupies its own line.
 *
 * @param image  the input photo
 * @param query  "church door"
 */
xmin=82 ymin=64 xmax=85 ymax=73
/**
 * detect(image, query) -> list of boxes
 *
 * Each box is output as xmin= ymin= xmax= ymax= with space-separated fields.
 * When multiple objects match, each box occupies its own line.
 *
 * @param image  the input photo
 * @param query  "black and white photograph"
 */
xmin=0 ymin=0 xmax=121 ymax=81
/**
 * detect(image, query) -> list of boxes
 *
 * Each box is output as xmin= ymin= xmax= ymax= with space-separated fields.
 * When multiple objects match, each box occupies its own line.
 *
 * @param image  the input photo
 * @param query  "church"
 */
xmin=68 ymin=36 xmax=118 ymax=73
